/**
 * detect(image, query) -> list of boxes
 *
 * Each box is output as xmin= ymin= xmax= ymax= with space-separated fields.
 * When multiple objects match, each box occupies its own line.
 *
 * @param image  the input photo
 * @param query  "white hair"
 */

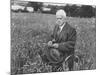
xmin=56 ymin=9 xmax=66 ymax=18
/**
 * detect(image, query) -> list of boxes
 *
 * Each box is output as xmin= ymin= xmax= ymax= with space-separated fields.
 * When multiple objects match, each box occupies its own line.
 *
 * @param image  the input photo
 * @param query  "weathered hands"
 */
xmin=52 ymin=43 xmax=59 ymax=48
xmin=47 ymin=41 xmax=53 ymax=47
xmin=47 ymin=40 xmax=59 ymax=48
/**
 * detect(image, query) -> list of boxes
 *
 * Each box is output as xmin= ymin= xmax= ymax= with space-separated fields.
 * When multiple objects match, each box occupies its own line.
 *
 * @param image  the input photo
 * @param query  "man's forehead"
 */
xmin=56 ymin=15 xmax=63 ymax=19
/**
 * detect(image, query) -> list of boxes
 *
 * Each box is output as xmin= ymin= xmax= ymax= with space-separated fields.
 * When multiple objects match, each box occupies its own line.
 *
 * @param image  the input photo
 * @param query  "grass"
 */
xmin=11 ymin=12 xmax=96 ymax=74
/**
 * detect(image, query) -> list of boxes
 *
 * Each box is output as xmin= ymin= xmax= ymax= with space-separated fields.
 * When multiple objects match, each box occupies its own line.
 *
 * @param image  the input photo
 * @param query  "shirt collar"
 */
xmin=59 ymin=23 xmax=65 ymax=32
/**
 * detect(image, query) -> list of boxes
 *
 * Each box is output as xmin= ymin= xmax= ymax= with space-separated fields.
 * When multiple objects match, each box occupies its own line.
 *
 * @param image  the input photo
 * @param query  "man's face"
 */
xmin=56 ymin=15 xmax=65 ymax=26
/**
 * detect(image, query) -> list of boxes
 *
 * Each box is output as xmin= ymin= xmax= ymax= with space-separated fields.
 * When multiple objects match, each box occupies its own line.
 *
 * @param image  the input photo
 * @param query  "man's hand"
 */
xmin=47 ymin=41 xmax=53 ymax=47
xmin=52 ymin=43 xmax=59 ymax=48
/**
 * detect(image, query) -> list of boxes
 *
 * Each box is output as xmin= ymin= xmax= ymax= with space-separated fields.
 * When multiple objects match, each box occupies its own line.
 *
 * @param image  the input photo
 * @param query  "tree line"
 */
xmin=27 ymin=2 xmax=96 ymax=18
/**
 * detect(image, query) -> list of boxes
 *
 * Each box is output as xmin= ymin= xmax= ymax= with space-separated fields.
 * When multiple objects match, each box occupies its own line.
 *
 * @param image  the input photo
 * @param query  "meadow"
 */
xmin=11 ymin=12 xmax=96 ymax=74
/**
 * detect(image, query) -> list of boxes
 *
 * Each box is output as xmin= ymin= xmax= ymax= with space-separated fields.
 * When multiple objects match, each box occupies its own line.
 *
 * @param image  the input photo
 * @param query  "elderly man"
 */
xmin=41 ymin=9 xmax=76 ymax=71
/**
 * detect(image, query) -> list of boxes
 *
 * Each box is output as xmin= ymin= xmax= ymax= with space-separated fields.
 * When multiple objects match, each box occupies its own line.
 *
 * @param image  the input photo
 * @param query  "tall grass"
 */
xmin=11 ymin=12 xmax=96 ymax=74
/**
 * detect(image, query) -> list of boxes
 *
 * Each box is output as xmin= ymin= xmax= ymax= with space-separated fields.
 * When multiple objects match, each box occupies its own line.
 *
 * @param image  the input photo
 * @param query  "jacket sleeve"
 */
xmin=58 ymin=28 xmax=76 ymax=52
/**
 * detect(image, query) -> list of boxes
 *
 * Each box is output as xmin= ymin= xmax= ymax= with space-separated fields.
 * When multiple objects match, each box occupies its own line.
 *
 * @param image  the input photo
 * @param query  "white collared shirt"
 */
xmin=59 ymin=23 xmax=65 ymax=32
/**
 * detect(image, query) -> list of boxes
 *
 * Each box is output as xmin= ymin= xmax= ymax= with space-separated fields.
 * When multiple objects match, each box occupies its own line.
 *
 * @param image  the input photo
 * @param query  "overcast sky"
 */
xmin=22 ymin=0 xmax=96 ymax=5
xmin=11 ymin=0 xmax=96 ymax=7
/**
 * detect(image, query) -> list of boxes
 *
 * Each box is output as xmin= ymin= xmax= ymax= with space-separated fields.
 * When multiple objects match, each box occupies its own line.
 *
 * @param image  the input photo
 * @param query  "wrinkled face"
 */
xmin=56 ymin=15 xmax=65 ymax=26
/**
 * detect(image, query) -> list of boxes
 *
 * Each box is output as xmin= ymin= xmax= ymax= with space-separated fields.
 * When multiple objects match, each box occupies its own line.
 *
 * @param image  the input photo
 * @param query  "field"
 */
xmin=11 ymin=12 xmax=96 ymax=74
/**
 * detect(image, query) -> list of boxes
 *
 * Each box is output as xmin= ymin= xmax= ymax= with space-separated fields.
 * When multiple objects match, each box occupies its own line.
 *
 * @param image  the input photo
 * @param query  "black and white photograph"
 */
xmin=11 ymin=0 xmax=96 ymax=75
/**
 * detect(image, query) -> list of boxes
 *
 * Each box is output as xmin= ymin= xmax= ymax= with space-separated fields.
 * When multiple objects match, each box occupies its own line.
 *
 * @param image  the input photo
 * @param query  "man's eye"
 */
xmin=57 ymin=18 xmax=62 ymax=20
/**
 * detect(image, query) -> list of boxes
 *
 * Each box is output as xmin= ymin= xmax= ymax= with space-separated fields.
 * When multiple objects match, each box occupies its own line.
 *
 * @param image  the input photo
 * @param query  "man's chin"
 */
xmin=59 ymin=24 xmax=63 ymax=26
xmin=58 ymin=24 xmax=61 ymax=26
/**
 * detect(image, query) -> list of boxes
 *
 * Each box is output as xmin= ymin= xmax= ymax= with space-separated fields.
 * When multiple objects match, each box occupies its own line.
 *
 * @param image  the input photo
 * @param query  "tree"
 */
xmin=78 ymin=5 xmax=95 ymax=17
xmin=27 ymin=2 xmax=43 ymax=12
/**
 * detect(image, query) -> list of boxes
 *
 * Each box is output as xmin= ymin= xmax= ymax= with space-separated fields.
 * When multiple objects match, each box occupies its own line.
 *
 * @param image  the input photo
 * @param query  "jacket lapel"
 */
xmin=53 ymin=23 xmax=69 ymax=42
xmin=57 ymin=23 xmax=68 ymax=42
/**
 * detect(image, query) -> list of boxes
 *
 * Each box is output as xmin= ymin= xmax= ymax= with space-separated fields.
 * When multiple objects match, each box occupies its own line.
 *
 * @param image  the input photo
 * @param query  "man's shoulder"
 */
xmin=65 ymin=22 xmax=76 ymax=30
xmin=54 ymin=24 xmax=59 ymax=30
xmin=65 ymin=22 xmax=76 ymax=33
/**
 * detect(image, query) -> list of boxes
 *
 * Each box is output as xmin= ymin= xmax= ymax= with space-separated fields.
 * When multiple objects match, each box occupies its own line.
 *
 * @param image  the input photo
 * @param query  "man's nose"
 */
xmin=57 ymin=19 xmax=61 ymax=23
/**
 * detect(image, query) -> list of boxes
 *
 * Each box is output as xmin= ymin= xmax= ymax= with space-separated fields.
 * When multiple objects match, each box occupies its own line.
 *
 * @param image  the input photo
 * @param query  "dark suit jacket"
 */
xmin=45 ymin=22 xmax=76 ymax=65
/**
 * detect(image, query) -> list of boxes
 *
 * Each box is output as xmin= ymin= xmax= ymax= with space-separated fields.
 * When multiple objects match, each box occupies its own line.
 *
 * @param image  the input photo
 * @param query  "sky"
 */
xmin=11 ymin=0 xmax=96 ymax=5
xmin=23 ymin=0 xmax=96 ymax=5
xmin=11 ymin=0 xmax=96 ymax=8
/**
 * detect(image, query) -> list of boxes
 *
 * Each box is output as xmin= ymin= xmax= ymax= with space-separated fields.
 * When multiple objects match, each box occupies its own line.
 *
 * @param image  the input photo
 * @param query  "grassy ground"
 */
xmin=11 ymin=12 xmax=96 ymax=74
